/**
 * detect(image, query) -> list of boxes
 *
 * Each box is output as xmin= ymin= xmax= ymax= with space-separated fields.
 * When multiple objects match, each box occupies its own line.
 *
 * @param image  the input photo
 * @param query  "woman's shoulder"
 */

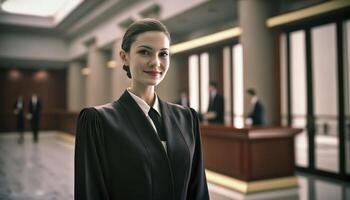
xmin=166 ymin=102 xmax=189 ymax=112
xmin=165 ymin=102 xmax=198 ymax=120
xmin=79 ymin=102 xmax=120 ymax=120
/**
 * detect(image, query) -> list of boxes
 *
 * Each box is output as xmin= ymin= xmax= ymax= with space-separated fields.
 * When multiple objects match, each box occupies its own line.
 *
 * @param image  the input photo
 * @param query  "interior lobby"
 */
xmin=1 ymin=0 xmax=350 ymax=199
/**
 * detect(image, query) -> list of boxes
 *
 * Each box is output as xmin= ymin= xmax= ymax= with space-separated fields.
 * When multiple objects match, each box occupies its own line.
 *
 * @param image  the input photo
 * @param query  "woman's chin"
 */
xmin=141 ymin=79 xmax=159 ymax=87
xmin=146 ymin=77 xmax=163 ymax=86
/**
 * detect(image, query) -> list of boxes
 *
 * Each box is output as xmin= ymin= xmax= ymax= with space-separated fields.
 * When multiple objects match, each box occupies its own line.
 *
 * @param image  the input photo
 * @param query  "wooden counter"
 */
xmin=200 ymin=125 xmax=302 ymax=193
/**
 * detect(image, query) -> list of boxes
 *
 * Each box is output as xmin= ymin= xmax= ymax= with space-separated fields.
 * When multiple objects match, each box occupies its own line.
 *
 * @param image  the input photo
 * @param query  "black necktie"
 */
xmin=148 ymin=107 xmax=166 ymax=141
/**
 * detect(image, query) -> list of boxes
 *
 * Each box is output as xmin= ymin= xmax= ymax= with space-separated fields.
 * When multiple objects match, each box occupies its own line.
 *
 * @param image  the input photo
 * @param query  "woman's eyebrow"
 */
xmin=137 ymin=45 xmax=169 ymax=51
xmin=137 ymin=45 xmax=152 ymax=50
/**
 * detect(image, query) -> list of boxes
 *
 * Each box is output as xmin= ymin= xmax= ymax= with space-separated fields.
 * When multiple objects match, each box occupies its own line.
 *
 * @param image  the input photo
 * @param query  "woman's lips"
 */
xmin=144 ymin=70 xmax=161 ymax=76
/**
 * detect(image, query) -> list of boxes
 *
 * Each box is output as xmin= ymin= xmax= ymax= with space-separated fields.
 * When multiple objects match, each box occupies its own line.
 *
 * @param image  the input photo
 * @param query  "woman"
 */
xmin=75 ymin=18 xmax=209 ymax=200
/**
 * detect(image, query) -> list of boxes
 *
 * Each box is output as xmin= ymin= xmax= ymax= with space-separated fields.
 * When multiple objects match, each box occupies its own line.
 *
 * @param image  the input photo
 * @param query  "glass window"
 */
xmin=344 ymin=20 xmax=350 ymax=175
xmin=200 ymin=53 xmax=210 ymax=114
xmin=233 ymin=44 xmax=244 ymax=128
xmin=311 ymin=23 xmax=339 ymax=173
xmin=189 ymin=54 xmax=199 ymax=111
xmin=290 ymin=30 xmax=308 ymax=167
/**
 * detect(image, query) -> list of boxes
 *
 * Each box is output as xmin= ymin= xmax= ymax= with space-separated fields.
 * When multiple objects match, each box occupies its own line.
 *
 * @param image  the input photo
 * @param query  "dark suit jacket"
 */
xmin=14 ymin=100 xmax=24 ymax=130
xmin=207 ymin=93 xmax=224 ymax=124
xmin=74 ymin=90 xmax=209 ymax=200
xmin=29 ymin=98 xmax=42 ymax=128
xmin=248 ymin=101 xmax=264 ymax=126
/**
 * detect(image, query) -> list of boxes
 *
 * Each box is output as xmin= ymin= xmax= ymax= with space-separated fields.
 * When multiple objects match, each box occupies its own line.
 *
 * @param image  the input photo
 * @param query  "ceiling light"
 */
xmin=107 ymin=60 xmax=117 ymax=68
xmin=1 ymin=0 xmax=83 ymax=19
xmin=81 ymin=67 xmax=90 ymax=76
xmin=170 ymin=27 xmax=242 ymax=54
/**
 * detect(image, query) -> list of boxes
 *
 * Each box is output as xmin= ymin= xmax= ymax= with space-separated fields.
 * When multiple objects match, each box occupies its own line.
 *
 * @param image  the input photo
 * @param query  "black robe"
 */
xmin=74 ymin=91 xmax=209 ymax=200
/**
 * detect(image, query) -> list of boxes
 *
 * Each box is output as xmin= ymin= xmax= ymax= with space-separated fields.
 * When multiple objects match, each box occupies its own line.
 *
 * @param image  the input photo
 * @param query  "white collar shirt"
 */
xmin=127 ymin=89 xmax=167 ymax=152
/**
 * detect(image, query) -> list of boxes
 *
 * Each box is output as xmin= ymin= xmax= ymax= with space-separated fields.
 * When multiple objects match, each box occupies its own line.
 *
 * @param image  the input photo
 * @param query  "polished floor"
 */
xmin=0 ymin=132 xmax=349 ymax=200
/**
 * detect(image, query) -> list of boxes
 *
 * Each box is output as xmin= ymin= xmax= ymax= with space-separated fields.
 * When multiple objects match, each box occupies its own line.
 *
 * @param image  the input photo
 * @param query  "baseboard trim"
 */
xmin=205 ymin=169 xmax=298 ymax=193
xmin=57 ymin=132 xmax=75 ymax=144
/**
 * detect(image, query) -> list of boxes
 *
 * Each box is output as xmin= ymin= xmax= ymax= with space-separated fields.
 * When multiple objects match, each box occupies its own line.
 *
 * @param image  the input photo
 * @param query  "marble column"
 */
xmin=239 ymin=0 xmax=278 ymax=125
xmin=111 ymin=39 xmax=130 ymax=100
xmin=67 ymin=61 xmax=83 ymax=111
xmin=85 ymin=39 xmax=110 ymax=106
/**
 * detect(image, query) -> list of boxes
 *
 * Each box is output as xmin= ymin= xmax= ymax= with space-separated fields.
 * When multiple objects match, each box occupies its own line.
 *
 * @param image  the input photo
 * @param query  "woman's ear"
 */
xmin=119 ymin=50 xmax=129 ymax=65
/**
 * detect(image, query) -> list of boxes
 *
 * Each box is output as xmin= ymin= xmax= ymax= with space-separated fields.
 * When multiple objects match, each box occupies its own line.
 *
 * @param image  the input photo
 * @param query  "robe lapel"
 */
xmin=159 ymin=99 xmax=191 ymax=185
xmin=118 ymin=91 xmax=166 ymax=155
xmin=118 ymin=91 xmax=176 ymax=199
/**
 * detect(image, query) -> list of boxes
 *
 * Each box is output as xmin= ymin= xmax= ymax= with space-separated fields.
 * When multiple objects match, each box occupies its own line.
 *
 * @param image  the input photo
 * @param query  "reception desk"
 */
xmin=200 ymin=125 xmax=302 ymax=193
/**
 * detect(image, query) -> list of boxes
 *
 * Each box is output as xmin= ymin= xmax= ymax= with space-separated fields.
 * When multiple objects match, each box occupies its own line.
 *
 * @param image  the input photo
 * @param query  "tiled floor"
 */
xmin=0 ymin=131 xmax=349 ymax=200
xmin=0 ymin=132 xmax=74 ymax=200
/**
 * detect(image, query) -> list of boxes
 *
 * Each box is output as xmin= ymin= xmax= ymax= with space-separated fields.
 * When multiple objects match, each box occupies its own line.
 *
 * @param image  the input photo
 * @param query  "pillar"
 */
xmin=239 ymin=0 xmax=278 ymax=125
xmin=85 ymin=38 xmax=110 ymax=106
xmin=67 ymin=61 xmax=83 ymax=111
xmin=111 ymin=39 xmax=130 ymax=100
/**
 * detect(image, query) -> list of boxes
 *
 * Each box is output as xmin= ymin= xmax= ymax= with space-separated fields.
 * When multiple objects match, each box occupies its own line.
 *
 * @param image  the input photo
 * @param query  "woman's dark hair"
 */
xmin=121 ymin=18 xmax=170 ymax=78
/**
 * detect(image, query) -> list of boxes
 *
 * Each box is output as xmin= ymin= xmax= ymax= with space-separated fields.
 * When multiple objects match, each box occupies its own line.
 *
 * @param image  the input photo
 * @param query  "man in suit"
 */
xmin=204 ymin=82 xmax=224 ymax=124
xmin=246 ymin=88 xmax=264 ymax=126
xmin=28 ymin=94 xmax=42 ymax=142
xmin=14 ymin=96 xmax=25 ymax=143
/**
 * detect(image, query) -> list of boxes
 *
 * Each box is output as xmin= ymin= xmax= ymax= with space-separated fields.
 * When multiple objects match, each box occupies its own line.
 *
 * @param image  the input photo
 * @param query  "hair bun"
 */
xmin=122 ymin=65 xmax=132 ymax=79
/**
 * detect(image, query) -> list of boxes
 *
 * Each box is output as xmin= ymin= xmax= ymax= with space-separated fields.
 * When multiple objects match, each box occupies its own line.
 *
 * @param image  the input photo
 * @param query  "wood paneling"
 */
xmin=55 ymin=111 xmax=79 ymax=135
xmin=0 ymin=68 xmax=66 ymax=132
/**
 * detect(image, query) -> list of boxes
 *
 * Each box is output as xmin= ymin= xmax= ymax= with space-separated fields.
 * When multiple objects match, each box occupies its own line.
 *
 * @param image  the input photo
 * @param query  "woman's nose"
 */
xmin=149 ymin=55 xmax=161 ymax=67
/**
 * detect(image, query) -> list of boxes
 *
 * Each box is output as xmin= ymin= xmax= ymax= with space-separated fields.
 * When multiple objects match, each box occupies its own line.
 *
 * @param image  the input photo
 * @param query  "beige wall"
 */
xmin=156 ymin=55 xmax=182 ymax=103
xmin=0 ymin=32 xmax=68 ymax=61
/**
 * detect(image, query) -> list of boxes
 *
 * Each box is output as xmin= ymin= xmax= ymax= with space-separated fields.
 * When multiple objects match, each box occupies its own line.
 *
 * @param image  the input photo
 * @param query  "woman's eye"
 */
xmin=159 ymin=52 xmax=169 ymax=57
xmin=139 ymin=50 xmax=150 ymax=55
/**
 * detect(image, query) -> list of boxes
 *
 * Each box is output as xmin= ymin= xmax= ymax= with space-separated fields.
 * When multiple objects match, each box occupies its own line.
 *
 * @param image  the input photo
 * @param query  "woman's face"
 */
xmin=122 ymin=31 xmax=170 ymax=87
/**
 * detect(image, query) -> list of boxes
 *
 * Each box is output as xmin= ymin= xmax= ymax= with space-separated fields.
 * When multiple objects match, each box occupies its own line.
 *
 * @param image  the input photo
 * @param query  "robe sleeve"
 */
xmin=74 ymin=108 xmax=110 ymax=200
xmin=187 ymin=108 xmax=209 ymax=200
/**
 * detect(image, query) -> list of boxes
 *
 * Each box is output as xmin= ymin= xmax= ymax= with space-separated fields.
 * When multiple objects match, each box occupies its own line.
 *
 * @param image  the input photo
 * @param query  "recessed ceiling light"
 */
xmin=1 ymin=0 xmax=83 ymax=19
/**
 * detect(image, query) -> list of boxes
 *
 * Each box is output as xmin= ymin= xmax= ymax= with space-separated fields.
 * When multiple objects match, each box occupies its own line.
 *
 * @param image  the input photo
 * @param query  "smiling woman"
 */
xmin=120 ymin=31 xmax=170 ymax=89
xmin=74 ymin=18 xmax=209 ymax=200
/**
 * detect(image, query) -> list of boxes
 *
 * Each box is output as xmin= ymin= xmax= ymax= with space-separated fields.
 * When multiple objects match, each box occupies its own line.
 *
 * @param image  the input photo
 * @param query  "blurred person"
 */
xmin=74 ymin=18 xmax=209 ymax=200
xmin=203 ymin=81 xmax=224 ymax=124
xmin=246 ymin=88 xmax=264 ymax=126
xmin=28 ymin=93 xmax=42 ymax=142
xmin=13 ymin=96 xmax=25 ymax=143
